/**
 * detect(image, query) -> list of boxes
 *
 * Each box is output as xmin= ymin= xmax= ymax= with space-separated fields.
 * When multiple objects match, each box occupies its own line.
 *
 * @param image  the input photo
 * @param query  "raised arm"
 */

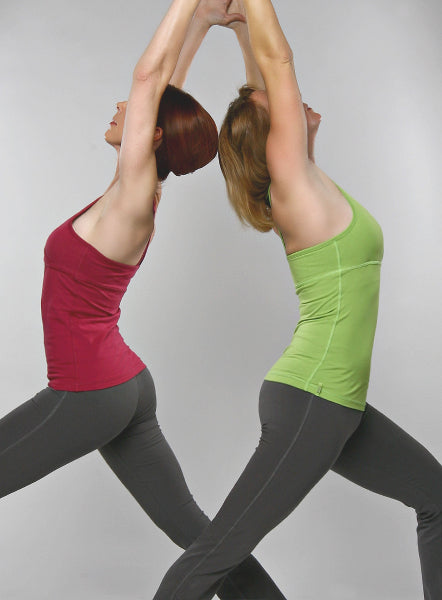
xmin=81 ymin=1 xmax=246 ymax=266
xmin=117 ymin=0 xmax=201 ymax=215
xmin=171 ymin=0 xmax=246 ymax=88
xmin=242 ymin=0 xmax=310 ymax=187
xmin=228 ymin=0 xmax=265 ymax=90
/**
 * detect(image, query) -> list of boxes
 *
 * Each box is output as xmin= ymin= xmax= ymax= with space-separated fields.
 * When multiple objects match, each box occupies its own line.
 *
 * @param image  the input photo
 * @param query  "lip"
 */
xmin=110 ymin=121 xmax=117 ymax=126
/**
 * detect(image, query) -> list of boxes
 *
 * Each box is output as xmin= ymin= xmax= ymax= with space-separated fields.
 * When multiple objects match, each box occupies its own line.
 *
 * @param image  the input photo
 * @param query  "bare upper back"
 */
xmin=270 ymin=164 xmax=354 ymax=255
xmin=72 ymin=183 xmax=158 ymax=266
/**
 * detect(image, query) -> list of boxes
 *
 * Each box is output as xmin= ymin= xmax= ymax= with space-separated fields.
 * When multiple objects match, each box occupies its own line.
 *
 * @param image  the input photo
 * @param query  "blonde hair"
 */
xmin=218 ymin=86 xmax=273 ymax=232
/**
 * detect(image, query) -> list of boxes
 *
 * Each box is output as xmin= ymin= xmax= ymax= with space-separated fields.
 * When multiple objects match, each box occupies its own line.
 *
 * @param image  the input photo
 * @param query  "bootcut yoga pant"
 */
xmin=0 ymin=368 xmax=286 ymax=600
xmin=154 ymin=381 xmax=442 ymax=600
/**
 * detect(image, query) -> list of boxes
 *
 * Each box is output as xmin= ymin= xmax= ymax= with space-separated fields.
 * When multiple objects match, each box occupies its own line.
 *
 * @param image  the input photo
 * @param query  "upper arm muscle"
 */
xmin=263 ymin=62 xmax=310 ymax=190
xmin=118 ymin=74 xmax=163 ymax=212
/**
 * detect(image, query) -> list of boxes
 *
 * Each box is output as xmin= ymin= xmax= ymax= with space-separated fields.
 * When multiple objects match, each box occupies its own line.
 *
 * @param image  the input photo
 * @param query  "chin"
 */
xmin=312 ymin=115 xmax=322 ymax=129
xmin=104 ymin=131 xmax=116 ymax=146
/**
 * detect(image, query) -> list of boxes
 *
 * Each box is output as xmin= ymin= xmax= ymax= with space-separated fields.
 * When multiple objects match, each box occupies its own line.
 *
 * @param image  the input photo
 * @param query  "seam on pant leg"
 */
xmin=101 ymin=429 xmax=205 ymax=550
xmin=171 ymin=393 xmax=315 ymax=599
xmin=0 ymin=392 xmax=68 ymax=458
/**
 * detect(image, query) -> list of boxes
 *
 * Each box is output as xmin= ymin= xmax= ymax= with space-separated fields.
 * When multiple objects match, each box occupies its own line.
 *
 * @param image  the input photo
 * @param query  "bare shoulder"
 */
xmin=270 ymin=165 xmax=354 ymax=255
xmin=72 ymin=195 xmax=105 ymax=241
xmin=72 ymin=184 xmax=155 ymax=266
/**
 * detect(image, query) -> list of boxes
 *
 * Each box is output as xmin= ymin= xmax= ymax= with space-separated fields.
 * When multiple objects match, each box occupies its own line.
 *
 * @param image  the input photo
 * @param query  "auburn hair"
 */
xmin=218 ymin=86 xmax=273 ymax=232
xmin=155 ymin=85 xmax=218 ymax=181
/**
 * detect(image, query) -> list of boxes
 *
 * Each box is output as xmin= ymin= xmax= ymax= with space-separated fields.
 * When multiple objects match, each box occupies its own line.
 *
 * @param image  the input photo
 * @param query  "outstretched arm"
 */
xmin=90 ymin=1 xmax=246 ymax=265
xmin=242 ymin=0 xmax=310 ymax=187
xmin=84 ymin=1 xmax=201 ymax=265
xmin=228 ymin=0 xmax=265 ymax=90
xmin=118 ymin=0 xmax=201 ymax=211
xmin=171 ymin=0 xmax=246 ymax=88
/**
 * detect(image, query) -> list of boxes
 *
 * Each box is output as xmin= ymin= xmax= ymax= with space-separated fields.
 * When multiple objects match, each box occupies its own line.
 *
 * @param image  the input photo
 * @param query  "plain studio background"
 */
xmin=1 ymin=0 xmax=441 ymax=598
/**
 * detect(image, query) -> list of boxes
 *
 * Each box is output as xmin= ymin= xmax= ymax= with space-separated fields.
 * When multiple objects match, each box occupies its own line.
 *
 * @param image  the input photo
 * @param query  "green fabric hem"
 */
xmin=264 ymin=371 xmax=366 ymax=412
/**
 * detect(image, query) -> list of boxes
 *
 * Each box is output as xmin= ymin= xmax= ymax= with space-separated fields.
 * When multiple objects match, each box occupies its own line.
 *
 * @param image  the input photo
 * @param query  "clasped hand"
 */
xmin=195 ymin=0 xmax=246 ymax=28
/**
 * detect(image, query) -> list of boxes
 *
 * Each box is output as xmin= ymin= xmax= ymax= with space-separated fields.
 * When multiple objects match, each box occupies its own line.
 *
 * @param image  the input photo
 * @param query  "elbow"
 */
xmin=133 ymin=69 xmax=151 ymax=82
xmin=275 ymin=44 xmax=294 ymax=65
xmin=132 ymin=56 xmax=168 ymax=84
xmin=132 ymin=67 xmax=161 ymax=84
xmin=281 ymin=47 xmax=294 ymax=66
xmin=131 ymin=68 xmax=166 ymax=96
xmin=258 ymin=45 xmax=293 ymax=67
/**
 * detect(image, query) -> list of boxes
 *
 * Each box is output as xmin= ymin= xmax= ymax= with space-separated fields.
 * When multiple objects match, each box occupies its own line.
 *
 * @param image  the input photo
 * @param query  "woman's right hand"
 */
xmin=195 ymin=0 xmax=246 ymax=29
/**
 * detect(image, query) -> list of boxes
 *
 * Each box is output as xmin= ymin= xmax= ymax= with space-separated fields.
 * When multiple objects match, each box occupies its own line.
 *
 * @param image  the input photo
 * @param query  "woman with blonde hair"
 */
xmin=154 ymin=1 xmax=442 ymax=598
xmin=0 ymin=1 xmax=287 ymax=597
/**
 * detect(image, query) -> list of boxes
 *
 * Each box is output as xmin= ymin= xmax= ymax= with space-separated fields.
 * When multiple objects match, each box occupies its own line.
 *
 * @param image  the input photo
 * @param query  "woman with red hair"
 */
xmin=0 ymin=1 xmax=285 ymax=597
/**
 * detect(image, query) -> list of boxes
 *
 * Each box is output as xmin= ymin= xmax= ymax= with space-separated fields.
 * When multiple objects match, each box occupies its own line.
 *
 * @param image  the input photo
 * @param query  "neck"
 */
xmin=308 ymin=137 xmax=316 ymax=164
xmin=103 ymin=146 xmax=121 ymax=194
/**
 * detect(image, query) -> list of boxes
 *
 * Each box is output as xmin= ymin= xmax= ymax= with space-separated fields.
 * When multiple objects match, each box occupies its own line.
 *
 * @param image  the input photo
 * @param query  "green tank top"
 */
xmin=265 ymin=184 xmax=384 ymax=411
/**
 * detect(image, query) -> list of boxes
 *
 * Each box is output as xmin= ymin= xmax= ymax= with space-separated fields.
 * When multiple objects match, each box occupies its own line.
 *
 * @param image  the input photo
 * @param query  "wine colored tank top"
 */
xmin=41 ymin=198 xmax=149 ymax=391
xmin=265 ymin=184 xmax=384 ymax=411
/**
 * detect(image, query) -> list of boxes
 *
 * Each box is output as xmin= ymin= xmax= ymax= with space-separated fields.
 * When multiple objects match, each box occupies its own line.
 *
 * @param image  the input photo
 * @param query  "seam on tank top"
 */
xmin=43 ymin=263 xmax=75 ymax=277
xmin=68 ymin=313 xmax=78 ymax=388
xmin=45 ymin=263 xmax=127 ymax=289
xmin=0 ymin=392 xmax=67 ymax=458
xmin=303 ymin=242 xmax=342 ymax=391
xmin=295 ymin=260 xmax=381 ymax=291
xmin=170 ymin=394 xmax=315 ymax=599
xmin=71 ymin=249 xmax=89 ymax=389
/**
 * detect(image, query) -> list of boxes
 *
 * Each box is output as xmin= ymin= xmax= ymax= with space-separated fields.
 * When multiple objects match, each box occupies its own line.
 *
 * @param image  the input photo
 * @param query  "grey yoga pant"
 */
xmin=0 ymin=369 xmax=286 ymax=600
xmin=154 ymin=381 xmax=442 ymax=600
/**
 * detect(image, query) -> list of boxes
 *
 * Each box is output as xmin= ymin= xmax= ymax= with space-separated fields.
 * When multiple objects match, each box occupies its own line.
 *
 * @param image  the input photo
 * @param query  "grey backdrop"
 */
xmin=1 ymin=0 xmax=441 ymax=598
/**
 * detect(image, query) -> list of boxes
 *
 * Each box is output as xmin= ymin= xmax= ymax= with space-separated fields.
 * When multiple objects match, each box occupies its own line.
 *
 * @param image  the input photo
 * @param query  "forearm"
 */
xmin=233 ymin=23 xmax=265 ymax=90
xmin=133 ymin=0 xmax=200 ymax=86
xmin=170 ymin=15 xmax=210 ymax=88
xmin=242 ymin=0 xmax=293 ymax=65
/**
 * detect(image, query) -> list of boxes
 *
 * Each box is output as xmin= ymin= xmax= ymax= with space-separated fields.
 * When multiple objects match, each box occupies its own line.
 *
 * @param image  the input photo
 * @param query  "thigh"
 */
xmin=153 ymin=383 xmax=363 ymax=599
xmin=332 ymin=404 xmax=442 ymax=510
xmin=100 ymin=369 xmax=211 ymax=548
xmin=205 ymin=382 xmax=363 ymax=552
xmin=0 ymin=380 xmax=139 ymax=499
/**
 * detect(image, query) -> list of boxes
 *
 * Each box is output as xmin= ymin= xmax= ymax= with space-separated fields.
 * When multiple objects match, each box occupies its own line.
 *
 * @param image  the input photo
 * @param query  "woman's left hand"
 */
xmin=195 ymin=0 xmax=246 ymax=28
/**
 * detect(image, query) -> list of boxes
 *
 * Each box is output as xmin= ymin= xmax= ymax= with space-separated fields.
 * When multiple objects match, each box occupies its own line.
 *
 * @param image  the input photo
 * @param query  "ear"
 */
xmin=153 ymin=126 xmax=163 ymax=150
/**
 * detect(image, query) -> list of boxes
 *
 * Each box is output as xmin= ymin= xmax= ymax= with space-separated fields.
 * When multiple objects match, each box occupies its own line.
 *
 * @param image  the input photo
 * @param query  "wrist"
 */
xmin=231 ymin=20 xmax=248 ymax=36
xmin=231 ymin=22 xmax=244 ymax=33
xmin=192 ymin=12 xmax=213 ymax=31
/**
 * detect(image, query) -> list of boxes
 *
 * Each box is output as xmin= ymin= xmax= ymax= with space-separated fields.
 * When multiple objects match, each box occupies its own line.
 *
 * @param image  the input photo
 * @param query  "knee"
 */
xmin=415 ymin=491 xmax=442 ymax=532
xmin=412 ymin=464 xmax=442 ymax=527
xmin=417 ymin=502 xmax=442 ymax=524
xmin=155 ymin=498 xmax=210 ymax=550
